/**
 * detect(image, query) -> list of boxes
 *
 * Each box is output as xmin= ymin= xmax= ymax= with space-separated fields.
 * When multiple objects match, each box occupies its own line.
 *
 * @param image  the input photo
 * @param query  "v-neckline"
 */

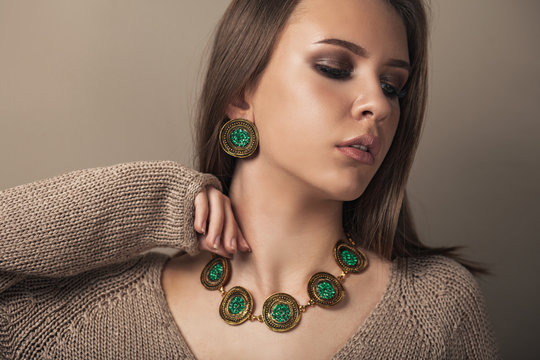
xmin=153 ymin=253 xmax=401 ymax=360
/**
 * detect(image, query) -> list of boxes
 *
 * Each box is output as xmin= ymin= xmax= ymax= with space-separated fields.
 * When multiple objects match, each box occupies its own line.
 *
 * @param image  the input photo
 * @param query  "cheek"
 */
xmin=252 ymin=68 xmax=344 ymax=154
xmin=381 ymin=105 xmax=401 ymax=156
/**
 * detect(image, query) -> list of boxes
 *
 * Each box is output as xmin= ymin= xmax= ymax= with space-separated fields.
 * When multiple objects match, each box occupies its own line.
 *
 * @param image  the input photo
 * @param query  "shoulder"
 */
xmin=350 ymin=256 xmax=499 ymax=358
xmin=395 ymin=255 xmax=488 ymax=321
xmin=402 ymin=255 xmax=483 ymax=298
xmin=394 ymin=257 xmax=500 ymax=358
xmin=401 ymin=255 xmax=479 ymax=291
xmin=398 ymin=255 xmax=476 ymax=286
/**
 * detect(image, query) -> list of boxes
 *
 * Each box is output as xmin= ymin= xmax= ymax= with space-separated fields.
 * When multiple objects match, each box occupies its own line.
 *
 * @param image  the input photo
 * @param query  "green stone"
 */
xmin=209 ymin=263 xmax=223 ymax=281
xmin=317 ymin=281 xmax=336 ymax=300
xmin=272 ymin=303 xmax=291 ymax=323
xmin=341 ymin=249 xmax=358 ymax=266
xmin=228 ymin=296 xmax=246 ymax=315
xmin=230 ymin=129 xmax=250 ymax=147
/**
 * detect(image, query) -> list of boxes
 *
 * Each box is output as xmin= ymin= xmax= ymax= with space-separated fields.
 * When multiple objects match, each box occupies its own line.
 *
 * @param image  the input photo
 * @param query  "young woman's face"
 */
xmin=243 ymin=0 xmax=409 ymax=201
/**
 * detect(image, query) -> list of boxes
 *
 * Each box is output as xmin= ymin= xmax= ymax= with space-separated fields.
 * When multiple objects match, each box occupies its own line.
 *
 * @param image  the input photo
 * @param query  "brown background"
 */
xmin=1 ymin=1 xmax=538 ymax=357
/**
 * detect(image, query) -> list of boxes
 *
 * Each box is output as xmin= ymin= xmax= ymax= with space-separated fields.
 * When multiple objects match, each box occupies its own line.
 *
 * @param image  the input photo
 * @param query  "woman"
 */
xmin=0 ymin=0 xmax=499 ymax=359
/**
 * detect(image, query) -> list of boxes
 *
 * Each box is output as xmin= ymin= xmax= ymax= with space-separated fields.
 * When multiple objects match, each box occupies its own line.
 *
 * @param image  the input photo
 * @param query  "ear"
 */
xmin=225 ymin=89 xmax=254 ymax=121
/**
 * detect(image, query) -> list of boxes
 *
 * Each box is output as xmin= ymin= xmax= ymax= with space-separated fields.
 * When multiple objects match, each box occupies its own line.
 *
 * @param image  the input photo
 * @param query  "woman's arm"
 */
xmin=0 ymin=160 xmax=221 ymax=292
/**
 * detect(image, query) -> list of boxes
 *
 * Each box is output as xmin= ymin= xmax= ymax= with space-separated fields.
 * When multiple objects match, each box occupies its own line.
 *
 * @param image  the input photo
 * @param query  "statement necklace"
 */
xmin=200 ymin=233 xmax=368 ymax=332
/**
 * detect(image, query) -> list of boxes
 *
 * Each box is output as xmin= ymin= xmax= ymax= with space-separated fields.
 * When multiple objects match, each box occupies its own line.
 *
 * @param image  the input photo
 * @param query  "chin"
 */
xmin=295 ymin=166 xmax=372 ymax=201
xmin=319 ymin=180 xmax=369 ymax=202
xmin=321 ymin=169 xmax=373 ymax=201
xmin=337 ymin=188 xmax=367 ymax=202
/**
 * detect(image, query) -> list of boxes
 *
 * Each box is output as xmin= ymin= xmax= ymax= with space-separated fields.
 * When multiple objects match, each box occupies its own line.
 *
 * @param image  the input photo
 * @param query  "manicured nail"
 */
xmin=213 ymin=235 xmax=220 ymax=249
xmin=202 ymin=220 xmax=207 ymax=234
xmin=231 ymin=238 xmax=237 ymax=253
xmin=241 ymin=237 xmax=251 ymax=252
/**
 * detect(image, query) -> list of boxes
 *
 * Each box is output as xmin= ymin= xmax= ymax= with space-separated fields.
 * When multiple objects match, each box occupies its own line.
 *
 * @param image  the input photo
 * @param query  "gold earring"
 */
xmin=219 ymin=118 xmax=259 ymax=158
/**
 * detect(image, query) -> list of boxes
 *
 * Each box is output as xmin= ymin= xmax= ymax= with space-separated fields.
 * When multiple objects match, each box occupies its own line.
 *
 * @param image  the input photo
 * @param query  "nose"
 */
xmin=351 ymin=79 xmax=393 ymax=123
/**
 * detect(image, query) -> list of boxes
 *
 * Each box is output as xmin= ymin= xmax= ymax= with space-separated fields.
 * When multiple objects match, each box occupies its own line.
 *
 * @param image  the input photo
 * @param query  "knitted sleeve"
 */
xmin=0 ymin=160 xmax=222 ymax=293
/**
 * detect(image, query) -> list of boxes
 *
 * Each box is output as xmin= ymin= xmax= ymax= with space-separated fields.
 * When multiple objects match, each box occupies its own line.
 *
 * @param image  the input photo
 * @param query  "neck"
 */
xmin=228 ymin=160 xmax=346 ymax=304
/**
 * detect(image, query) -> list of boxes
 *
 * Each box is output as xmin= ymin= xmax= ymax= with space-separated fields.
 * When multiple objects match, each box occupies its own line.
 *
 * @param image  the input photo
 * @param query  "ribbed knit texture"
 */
xmin=0 ymin=161 xmax=499 ymax=359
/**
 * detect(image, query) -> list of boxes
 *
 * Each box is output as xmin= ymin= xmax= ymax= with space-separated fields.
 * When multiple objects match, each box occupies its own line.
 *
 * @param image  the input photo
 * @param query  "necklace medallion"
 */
xmin=261 ymin=293 xmax=301 ymax=332
xmin=220 ymin=286 xmax=253 ymax=325
xmin=307 ymin=272 xmax=345 ymax=307
xmin=201 ymin=255 xmax=230 ymax=290
xmin=334 ymin=240 xmax=368 ymax=273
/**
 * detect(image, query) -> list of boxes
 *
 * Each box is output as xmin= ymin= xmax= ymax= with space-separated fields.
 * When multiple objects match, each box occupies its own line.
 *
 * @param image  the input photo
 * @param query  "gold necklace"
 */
xmin=200 ymin=233 xmax=368 ymax=332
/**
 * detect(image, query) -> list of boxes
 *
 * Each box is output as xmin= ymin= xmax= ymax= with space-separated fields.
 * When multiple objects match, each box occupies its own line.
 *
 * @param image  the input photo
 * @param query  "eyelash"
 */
xmin=314 ymin=64 xmax=407 ymax=100
xmin=314 ymin=64 xmax=351 ymax=80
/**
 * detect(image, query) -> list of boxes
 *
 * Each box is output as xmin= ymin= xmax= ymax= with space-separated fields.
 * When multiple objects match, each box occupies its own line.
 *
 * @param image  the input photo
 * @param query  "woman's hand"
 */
xmin=194 ymin=186 xmax=251 ymax=258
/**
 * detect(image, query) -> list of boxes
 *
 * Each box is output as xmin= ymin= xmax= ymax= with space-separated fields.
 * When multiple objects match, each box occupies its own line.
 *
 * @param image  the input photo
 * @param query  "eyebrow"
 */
xmin=314 ymin=38 xmax=411 ymax=73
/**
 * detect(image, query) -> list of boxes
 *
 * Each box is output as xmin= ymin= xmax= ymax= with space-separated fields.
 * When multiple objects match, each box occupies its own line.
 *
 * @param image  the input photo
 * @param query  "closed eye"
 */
xmin=314 ymin=64 xmax=352 ymax=81
xmin=381 ymin=82 xmax=407 ymax=99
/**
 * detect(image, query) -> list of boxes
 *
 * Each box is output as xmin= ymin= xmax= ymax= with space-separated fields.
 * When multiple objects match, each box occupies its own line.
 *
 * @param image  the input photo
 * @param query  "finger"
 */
xmin=197 ymin=233 xmax=232 ymax=258
xmin=238 ymin=231 xmax=251 ymax=253
xmin=194 ymin=189 xmax=209 ymax=234
xmin=222 ymin=199 xmax=238 ymax=254
xmin=229 ymin=204 xmax=250 ymax=252
xmin=206 ymin=187 xmax=225 ymax=251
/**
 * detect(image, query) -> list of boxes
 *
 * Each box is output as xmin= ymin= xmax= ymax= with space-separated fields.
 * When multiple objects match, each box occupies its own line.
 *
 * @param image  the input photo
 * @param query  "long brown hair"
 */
xmin=194 ymin=0 xmax=485 ymax=274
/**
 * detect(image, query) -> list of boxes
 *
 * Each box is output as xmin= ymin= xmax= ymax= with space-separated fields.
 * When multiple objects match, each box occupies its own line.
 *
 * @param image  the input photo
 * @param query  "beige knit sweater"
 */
xmin=0 ymin=161 xmax=499 ymax=359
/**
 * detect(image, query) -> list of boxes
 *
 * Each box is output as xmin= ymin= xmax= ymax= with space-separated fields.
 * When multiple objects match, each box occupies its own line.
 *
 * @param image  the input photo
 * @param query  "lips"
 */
xmin=336 ymin=134 xmax=381 ymax=158
xmin=336 ymin=146 xmax=375 ymax=165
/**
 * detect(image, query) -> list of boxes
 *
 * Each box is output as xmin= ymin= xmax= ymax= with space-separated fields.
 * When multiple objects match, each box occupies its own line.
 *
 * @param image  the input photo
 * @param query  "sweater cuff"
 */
xmin=180 ymin=172 xmax=223 ymax=256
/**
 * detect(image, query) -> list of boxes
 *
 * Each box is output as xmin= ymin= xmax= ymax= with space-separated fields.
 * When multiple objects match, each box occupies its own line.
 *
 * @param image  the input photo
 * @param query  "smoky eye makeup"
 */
xmin=311 ymin=52 xmax=355 ymax=80
xmin=380 ymin=73 xmax=408 ymax=98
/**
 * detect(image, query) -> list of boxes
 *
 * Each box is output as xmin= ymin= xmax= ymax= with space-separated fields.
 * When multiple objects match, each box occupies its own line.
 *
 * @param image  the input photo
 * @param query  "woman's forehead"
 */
xmin=284 ymin=0 xmax=409 ymax=61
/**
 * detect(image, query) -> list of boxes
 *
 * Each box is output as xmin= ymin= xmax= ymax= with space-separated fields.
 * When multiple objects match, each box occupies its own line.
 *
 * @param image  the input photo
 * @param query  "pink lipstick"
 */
xmin=336 ymin=134 xmax=380 ymax=165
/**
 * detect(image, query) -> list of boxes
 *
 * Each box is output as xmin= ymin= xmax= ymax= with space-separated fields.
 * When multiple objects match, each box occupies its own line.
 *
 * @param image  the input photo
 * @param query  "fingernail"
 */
xmin=241 ymin=237 xmax=251 ymax=252
xmin=213 ymin=235 xmax=220 ymax=249
xmin=202 ymin=221 xmax=207 ymax=234
xmin=231 ymin=238 xmax=237 ymax=253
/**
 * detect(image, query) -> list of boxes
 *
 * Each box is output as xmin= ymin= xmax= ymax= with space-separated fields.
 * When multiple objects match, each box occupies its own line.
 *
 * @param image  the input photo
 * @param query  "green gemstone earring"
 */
xmin=219 ymin=118 xmax=259 ymax=158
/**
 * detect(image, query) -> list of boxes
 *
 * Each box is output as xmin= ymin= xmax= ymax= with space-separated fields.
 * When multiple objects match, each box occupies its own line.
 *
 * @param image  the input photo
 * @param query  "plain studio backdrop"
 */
xmin=0 ymin=1 xmax=538 ymax=358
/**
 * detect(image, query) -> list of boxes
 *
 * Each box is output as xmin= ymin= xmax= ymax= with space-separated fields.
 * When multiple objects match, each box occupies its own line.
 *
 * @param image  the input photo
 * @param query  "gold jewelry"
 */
xmin=219 ymin=118 xmax=259 ymax=158
xmin=200 ymin=233 xmax=368 ymax=332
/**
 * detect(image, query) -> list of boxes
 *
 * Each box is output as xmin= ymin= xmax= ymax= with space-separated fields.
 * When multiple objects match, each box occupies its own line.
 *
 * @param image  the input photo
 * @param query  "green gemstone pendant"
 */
xmin=307 ymin=272 xmax=345 ymax=307
xmin=201 ymin=255 xmax=230 ymax=290
xmin=333 ymin=241 xmax=368 ymax=274
xmin=262 ymin=293 xmax=301 ymax=332
xmin=220 ymin=286 xmax=253 ymax=325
